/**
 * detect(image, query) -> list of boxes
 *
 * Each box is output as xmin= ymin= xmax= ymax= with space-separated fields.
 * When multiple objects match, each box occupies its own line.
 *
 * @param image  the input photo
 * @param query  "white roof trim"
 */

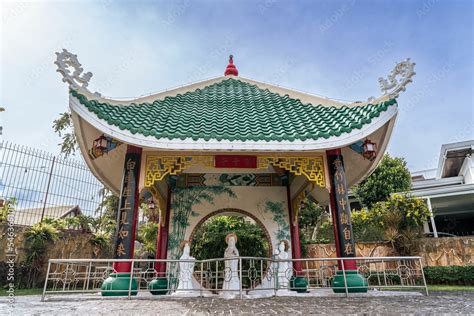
xmin=409 ymin=183 xmax=474 ymax=199
xmin=70 ymin=95 xmax=398 ymax=152
xmin=412 ymin=176 xmax=464 ymax=190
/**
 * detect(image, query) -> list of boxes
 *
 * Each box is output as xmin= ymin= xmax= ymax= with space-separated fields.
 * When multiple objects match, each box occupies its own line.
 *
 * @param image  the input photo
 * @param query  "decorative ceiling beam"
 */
xmin=144 ymin=155 xmax=326 ymax=188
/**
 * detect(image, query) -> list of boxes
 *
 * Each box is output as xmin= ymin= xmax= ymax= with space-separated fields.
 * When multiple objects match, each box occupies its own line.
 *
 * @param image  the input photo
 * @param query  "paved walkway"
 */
xmin=1 ymin=292 xmax=473 ymax=315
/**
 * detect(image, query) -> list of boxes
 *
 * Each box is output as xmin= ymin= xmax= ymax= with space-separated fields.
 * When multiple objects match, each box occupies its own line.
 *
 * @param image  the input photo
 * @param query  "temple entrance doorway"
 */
xmin=189 ymin=208 xmax=273 ymax=291
xmin=189 ymin=208 xmax=272 ymax=260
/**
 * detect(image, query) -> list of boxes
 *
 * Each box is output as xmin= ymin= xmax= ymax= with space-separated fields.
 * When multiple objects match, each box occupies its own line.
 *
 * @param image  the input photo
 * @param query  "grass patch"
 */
xmin=0 ymin=288 xmax=43 ymax=296
xmin=428 ymin=285 xmax=474 ymax=292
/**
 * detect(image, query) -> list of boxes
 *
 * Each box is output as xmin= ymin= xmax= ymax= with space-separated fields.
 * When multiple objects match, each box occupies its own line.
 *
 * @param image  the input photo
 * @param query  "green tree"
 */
xmin=191 ymin=215 xmax=270 ymax=288
xmin=136 ymin=221 xmax=159 ymax=256
xmin=352 ymin=154 xmax=412 ymax=208
xmin=351 ymin=194 xmax=431 ymax=255
xmin=298 ymin=199 xmax=333 ymax=245
xmin=89 ymin=188 xmax=119 ymax=254
xmin=191 ymin=215 xmax=270 ymax=261
xmin=52 ymin=111 xmax=77 ymax=157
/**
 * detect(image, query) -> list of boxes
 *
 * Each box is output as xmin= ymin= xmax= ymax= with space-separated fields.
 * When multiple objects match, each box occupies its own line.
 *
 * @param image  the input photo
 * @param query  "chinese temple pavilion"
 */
xmin=55 ymin=50 xmax=415 ymax=295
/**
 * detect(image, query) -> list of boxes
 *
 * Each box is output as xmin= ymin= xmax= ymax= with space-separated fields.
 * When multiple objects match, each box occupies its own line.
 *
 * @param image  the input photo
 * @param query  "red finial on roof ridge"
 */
xmin=224 ymin=54 xmax=238 ymax=76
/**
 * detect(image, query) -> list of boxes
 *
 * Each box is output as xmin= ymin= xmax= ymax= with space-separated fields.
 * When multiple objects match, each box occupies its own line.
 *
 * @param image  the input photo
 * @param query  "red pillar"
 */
xmin=155 ymin=186 xmax=171 ymax=277
xmin=326 ymin=149 xmax=357 ymax=271
xmin=113 ymin=145 xmax=142 ymax=273
xmin=287 ymin=183 xmax=303 ymax=274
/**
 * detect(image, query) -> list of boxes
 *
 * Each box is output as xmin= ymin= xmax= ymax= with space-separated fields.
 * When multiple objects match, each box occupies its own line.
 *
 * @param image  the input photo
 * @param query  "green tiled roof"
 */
xmin=72 ymin=78 xmax=397 ymax=142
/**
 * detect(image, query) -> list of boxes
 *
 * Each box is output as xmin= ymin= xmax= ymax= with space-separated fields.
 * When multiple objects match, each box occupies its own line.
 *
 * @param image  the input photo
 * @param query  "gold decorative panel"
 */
xmin=257 ymin=156 xmax=325 ymax=187
xmin=145 ymin=156 xmax=214 ymax=187
xmin=144 ymin=155 xmax=326 ymax=188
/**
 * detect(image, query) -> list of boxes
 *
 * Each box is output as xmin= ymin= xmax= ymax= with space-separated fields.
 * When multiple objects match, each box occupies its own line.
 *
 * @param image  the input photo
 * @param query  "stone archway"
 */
xmin=188 ymin=208 xmax=274 ymax=258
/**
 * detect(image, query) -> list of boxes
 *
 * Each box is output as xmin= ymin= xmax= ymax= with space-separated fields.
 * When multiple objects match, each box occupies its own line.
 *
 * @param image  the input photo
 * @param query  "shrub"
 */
xmin=90 ymin=230 xmax=112 ymax=250
xmin=22 ymin=222 xmax=60 ymax=288
xmin=351 ymin=194 xmax=431 ymax=255
xmin=351 ymin=208 xmax=385 ymax=242
xmin=136 ymin=221 xmax=159 ymax=256
xmin=0 ymin=198 xmax=16 ymax=223
xmin=41 ymin=217 xmax=68 ymax=230
xmin=423 ymin=266 xmax=474 ymax=285
xmin=298 ymin=199 xmax=334 ymax=244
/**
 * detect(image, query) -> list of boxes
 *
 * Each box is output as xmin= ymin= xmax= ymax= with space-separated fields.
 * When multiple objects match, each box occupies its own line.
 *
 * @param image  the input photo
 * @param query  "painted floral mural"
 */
xmin=167 ymin=185 xmax=236 ymax=259
xmin=263 ymin=201 xmax=291 ymax=241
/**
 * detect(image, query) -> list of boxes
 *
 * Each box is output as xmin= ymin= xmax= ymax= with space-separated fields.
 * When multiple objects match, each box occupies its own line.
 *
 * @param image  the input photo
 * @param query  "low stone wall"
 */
xmin=420 ymin=236 xmax=473 ymax=266
xmin=3 ymin=224 xmax=472 ymax=267
xmin=0 ymin=225 xmax=108 ymax=263
xmin=305 ymin=236 xmax=474 ymax=267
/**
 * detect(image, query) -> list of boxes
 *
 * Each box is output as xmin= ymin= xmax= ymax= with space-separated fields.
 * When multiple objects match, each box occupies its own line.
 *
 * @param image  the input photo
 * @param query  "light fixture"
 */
xmin=362 ymin=138 xmax=377 ymax=161
xmin=93 ymin=134 xmax=109 ymax=153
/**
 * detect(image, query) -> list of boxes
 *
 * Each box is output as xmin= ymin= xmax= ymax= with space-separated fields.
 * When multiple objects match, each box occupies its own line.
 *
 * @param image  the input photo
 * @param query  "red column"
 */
xmin=113 ymin=145 xmax=142 ymax=273
xmin=287 ymin=183 xmax=303 ymax=274
xmin=328 ymin=189 xmax=342 ymax=269
xmin=155 ymin=186 xmax=171 ymax=277
xmin=326 ymin=149 xmax=357 ymax=271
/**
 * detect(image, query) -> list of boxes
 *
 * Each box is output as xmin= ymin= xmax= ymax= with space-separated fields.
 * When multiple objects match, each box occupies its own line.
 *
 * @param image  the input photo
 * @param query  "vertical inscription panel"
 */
xmin=329 ymin=155 xmax=356 ymax=258
xmin=114 ymin=151 xmax=141 ymax=259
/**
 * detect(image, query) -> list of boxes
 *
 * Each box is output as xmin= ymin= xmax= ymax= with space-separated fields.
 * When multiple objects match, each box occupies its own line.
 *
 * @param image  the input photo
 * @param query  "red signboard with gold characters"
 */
xmin=214 ymin=155 xmax=257 ymax=168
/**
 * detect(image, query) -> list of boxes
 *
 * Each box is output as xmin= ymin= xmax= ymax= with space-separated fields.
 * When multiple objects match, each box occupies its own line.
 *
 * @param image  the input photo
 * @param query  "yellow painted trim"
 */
xmin=145 ymin=155 xmax=326 ymax=188
xmin=257 ymin=156 xmax=325 ymax=188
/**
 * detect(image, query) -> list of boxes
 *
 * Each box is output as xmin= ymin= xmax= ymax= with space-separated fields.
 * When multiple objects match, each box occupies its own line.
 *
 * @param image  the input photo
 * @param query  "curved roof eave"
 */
xmin=70 ymin=94 xmax=398 ymax=152
xmin=307 ymin=112 xmax=397 ymax=205
xmin=72 ymin=110 xmax=125 ymax=195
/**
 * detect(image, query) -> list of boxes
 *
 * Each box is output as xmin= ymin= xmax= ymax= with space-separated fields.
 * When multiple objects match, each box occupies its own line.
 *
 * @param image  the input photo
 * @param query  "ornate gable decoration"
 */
xmin=378 ymin=58 xmax=416 ymax=99
xmin=55 ymin=49 xmax=92 ymax=89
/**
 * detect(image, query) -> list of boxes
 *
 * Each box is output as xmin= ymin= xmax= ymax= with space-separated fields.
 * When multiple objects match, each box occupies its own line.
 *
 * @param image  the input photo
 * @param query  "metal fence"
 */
xmin=42 ymin=256 xmax=428 ymax=301
xmin=0 ymin=141 xmax=104 ymax=226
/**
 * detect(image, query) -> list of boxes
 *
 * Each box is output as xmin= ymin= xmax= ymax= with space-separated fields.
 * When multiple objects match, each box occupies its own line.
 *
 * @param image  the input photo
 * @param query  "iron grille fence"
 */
xmin=41 ymin=256 xmax=429 ymax=301
xmin=0 ymin=141 xmax=104 ymax=226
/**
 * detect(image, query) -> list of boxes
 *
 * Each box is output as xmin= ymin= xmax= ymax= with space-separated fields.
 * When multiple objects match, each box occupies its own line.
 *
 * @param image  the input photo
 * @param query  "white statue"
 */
xmin=222 ymin=233 xmax=240 ymax=294
xmin=274 ymin=240 xmax=290 ymax=289
xmin=176 ymin=241 xmax=195 ymax=293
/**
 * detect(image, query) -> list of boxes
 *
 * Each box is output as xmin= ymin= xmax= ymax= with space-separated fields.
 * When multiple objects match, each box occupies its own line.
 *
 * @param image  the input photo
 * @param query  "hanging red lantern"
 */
xmin=362 ymin=138 xmax=377 ymax=161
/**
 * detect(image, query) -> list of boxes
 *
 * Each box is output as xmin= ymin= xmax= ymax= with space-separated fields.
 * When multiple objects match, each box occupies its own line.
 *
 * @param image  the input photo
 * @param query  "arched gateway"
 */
xmin=54 ymin=50 xmax=415 ymax=295
xmin=188 ymin=208 xmax=274 ymax=257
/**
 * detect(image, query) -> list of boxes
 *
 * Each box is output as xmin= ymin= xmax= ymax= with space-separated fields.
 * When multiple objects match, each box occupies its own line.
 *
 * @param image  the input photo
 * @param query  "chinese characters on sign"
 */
xmin=114 ymin=152 xmax=141 ymax=259
xmin=214 ymin=155 xmax=257 ymax=168
xmin=332 ymin=157 xmax=356 ymax=257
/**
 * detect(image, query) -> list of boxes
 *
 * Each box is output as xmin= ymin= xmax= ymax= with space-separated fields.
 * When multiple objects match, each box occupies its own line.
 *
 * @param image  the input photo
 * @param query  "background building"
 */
xmin=410 ymin=140 xmax=474 ymax=237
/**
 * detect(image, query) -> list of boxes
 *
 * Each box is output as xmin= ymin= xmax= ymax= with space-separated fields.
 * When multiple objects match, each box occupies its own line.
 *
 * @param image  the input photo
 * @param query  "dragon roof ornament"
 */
xmin=378 ymin=58 xmax=416 ymax=99
xmin=55 ymin=49 xmax=100 ymax=96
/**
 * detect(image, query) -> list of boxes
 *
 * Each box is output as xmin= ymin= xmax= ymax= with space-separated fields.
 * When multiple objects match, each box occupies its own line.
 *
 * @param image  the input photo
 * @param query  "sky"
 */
xmin=1 ymin=0 xmax=473 ymax=172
